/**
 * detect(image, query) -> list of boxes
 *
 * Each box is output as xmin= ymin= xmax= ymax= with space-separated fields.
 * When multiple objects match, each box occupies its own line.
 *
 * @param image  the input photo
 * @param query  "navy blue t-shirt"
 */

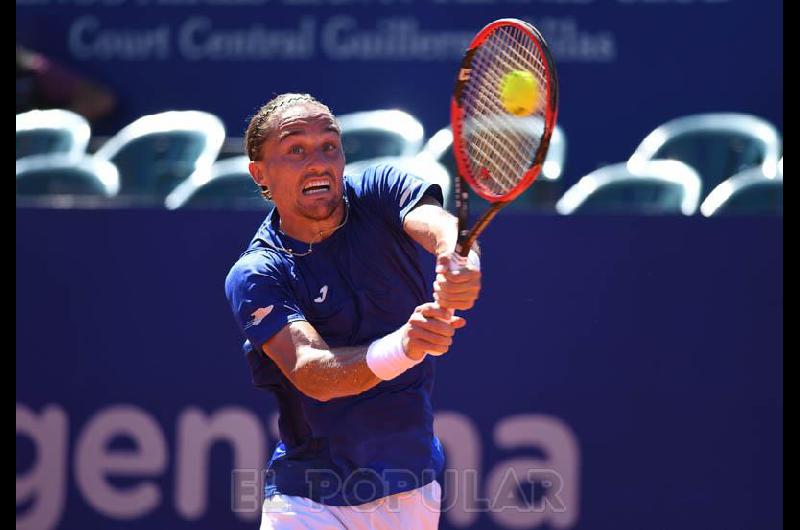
xmin=225 ymin=164 xmax=445 ymax=506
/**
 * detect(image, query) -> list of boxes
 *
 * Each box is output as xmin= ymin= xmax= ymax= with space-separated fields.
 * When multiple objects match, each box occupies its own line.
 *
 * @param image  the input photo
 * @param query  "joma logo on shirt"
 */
xmin=314 ymin=285 xmax=329 ymax=303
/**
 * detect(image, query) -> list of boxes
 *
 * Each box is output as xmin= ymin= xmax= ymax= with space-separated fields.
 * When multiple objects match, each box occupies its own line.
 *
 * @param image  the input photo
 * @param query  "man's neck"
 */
xmin=278 ymin=200 xmax=347 ymax=244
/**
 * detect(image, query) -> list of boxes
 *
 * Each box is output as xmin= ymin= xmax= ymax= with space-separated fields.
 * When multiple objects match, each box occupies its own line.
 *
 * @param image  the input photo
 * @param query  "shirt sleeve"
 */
xmin=224 ymin=253 xmax=307 ymax=353
xmin=358 ymin=164 xmax=444 ymax=230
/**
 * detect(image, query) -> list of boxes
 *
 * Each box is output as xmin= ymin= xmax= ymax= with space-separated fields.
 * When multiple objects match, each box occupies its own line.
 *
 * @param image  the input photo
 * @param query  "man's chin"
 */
xmin=298 ymin=195 xmax=342 ymax=221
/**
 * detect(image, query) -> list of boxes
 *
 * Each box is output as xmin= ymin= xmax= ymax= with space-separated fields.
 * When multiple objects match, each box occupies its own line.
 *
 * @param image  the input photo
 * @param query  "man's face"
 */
xmin=250 ymin=102 xmax=346 ymax=222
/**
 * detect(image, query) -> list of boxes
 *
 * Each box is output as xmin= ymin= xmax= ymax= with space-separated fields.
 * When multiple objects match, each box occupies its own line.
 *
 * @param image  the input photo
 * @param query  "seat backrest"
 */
xmin=556 ymin=160 xmax=702 ymax=215
xmin=629 ymin=113 xmax=781 ymax=195
xmin=16 ymin=109 xmax=91 ymax=160
xmin=541 ymin=124 xmax=566 ymax=182
xmin=165 ymin=155 xmax=267 ymax=210
xmin=700 ymin=167 xmax=783 ymax=216
xmin=94 ymin=110 xmax=225 ymax=197
xmin=338 ymin=110 xmax=424 ymax=164
xmin=16 ymin=153 xmax=119 ymax=197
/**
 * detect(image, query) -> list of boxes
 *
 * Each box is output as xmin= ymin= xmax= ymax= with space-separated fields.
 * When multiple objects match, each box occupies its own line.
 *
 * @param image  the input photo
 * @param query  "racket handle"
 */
xmin=442 ymin=252 xmax=466 ymax=320
xmin=427 ymin=253 xmax=464 ymax=351
xmin=427 ymin=250 xmax=476 ymax=355
xmin=449 ymin=248 xmax=480 ymax=273
xmin=448 ymin=252 xmax=469 ymax=273
xmin=440 ymin=249 xmax=479 ymax=319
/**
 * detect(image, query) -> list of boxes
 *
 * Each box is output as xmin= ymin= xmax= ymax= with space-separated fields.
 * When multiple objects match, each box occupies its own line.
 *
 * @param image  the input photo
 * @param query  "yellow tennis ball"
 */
xmin=500 ymin=69 xmax=540 ymax=117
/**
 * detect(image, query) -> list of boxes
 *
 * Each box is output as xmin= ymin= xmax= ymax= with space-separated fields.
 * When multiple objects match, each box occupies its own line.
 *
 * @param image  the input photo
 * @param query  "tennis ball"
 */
xmin=500 ymin=69 xmax=540 ymax=116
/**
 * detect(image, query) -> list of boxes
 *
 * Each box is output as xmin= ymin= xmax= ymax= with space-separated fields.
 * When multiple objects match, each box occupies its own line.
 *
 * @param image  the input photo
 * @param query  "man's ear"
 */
xmin=248 ymin=160 xmax=263 ymax=186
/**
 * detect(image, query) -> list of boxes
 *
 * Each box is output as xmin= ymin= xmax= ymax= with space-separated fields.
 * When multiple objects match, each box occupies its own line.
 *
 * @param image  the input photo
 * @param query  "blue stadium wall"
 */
xmin=16 ymin=208 xmax=782 ymax=529
xmin=16 ymin=0 xmax=783 ymax=186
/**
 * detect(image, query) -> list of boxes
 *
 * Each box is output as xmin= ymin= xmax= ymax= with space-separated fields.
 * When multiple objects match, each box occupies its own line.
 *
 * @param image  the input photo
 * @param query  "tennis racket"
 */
xmin=449 ymin=17 xmax=559 ymax=264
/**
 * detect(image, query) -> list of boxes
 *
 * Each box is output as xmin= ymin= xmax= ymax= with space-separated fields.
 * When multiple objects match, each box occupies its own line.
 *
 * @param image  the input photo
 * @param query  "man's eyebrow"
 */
xmin=278 ymin=129 xmax=304 ymax=142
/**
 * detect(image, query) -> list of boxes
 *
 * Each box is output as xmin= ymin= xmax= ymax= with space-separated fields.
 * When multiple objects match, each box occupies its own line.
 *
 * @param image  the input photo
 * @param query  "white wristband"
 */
xmin=449 ymin=249 xmax=481 ymax=272
xmin=365 ymin=327 xmax=422 ymax=381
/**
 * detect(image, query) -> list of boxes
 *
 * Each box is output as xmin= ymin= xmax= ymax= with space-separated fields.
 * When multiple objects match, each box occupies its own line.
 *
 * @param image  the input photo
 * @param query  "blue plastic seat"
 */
xmin=16 ymin=109 xmax=90 ymax=160
xmin=700 ymin=166 xmax=782 ymax=216
xmin=94 ymin=110 xmax=225 ymax=198
xmin=628 ymin=113 xmax=781 ymax=196
xmin=165 ymin=156 xmax=268 ymax=210
xmin=337 ymin=110 xmax=424 ymax=164
xmin=16 ymin=154 xmax=119 ymax=197
xmin=556 ymin=160 xmax=702 ymax=216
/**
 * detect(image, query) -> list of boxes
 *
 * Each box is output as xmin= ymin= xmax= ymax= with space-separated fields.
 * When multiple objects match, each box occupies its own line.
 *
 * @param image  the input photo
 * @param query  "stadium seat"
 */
xmin=337 ymin=110 xmax=424 ymax=164
xmin=16 ymin=153 xmax=119 ymax=197
xmin=556 ymin=160 xmax=702 ymax=215
xmin=628 ymin=113 xmax=781 ymax=196
xmin=94 ymin=110 xmax=225 ymax=198
xmin=418 ymin=123 xmax=567 ymax=212
xmin=16 ymin=109 xmax=91 ymax=160
xmin=165 ymin=155 xmax=268 ymax=210
xmin=344 ymin=156 xmax=452 ymax=210
xmin=700 ymin=166 xmax=783 ymax=216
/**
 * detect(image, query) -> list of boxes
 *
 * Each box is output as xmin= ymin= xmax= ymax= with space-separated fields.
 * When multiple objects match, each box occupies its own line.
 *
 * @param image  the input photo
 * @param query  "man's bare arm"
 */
xmin=261 ymin=303 xmax=464 ymax=402
xmin=403 ymin=195 xmax=482 ymax=311
xmin=263 ymin=321 xmax=378 ymax=402
xmin=402 ymin=195 xmax=459 ymax=256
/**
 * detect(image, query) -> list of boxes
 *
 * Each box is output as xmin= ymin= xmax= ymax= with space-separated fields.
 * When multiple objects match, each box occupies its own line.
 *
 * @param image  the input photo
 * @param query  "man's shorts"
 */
xmin=260 ymin=480 xmax=442 ymax=530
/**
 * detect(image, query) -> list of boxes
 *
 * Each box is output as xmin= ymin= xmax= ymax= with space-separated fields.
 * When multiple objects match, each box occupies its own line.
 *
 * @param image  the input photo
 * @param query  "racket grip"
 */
xmin=449 ymin=248 xmax=480 ymax=273
xmin=448 ymin=252 xmax=469 ymax=273
xmin=440 ymin=249 xmax=479 ymax=320
xmin=427 ymin=250 xmax=476 ymax=355
xmin=427 ymin=253 xmax=463 ymax=350
xmin=440 ymin=252 xmax=465 ymax=320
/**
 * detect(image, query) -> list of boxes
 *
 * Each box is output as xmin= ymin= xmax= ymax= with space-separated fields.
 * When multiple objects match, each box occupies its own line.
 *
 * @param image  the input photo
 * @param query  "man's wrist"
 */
xmin=365 ymin=327 xmax=423 ymax=381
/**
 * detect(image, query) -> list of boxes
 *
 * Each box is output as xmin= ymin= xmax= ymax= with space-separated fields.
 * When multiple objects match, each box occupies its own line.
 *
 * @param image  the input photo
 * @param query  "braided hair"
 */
xmin=244 ymin=93 xmax=333 ymax=161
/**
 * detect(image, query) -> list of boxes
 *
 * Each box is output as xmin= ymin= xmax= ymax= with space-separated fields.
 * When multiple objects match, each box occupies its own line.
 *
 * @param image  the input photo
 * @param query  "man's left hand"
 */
xmin=433 ymin=253 xmax=482 ymax=311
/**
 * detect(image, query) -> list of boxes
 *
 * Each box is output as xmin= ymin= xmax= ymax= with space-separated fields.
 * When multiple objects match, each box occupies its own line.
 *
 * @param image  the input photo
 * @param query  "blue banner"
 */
xmin=16 ymin=208 xmax=782 ymax=529
xmin=16 ymin=1 xmax=783 ymax=185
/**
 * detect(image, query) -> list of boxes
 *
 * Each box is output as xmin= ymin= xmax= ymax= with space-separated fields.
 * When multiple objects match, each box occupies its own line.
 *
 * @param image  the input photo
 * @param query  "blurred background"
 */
xmin=17 ymin=2 xmax=782 ymax=530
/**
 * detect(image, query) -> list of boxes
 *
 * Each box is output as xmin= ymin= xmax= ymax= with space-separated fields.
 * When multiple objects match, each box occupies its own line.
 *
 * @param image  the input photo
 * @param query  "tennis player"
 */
xmin=225 ymin=93 xmax=481 ymax=529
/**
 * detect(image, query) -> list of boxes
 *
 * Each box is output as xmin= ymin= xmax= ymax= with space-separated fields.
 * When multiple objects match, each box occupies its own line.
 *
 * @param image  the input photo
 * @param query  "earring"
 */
xmin=261 ymin=186 xmax=273 ymax=201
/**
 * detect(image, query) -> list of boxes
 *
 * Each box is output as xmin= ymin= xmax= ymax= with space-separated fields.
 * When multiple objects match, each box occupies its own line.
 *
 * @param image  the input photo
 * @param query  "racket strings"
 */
xmin=474 ymin=27 xmax=545 ymax=192
xmin=497 ymin=25 xmax=547 ymax=80
xmin=459 ymin=24 xmax=549 ymax=198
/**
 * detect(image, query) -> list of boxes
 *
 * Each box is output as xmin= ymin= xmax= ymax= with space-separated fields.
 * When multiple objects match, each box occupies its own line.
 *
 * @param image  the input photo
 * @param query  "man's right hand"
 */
xmin=402 ymin=302 xmax=466 ymax=361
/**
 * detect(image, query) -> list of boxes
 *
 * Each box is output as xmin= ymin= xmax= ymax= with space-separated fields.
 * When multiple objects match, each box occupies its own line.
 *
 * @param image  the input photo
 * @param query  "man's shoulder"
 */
xmin=345 ymin=163 xmax=410 ymax=197
xmin=231 ymin=246 xmax=287 ymax=273
xmin=344 ymin=164 xmax=378 ymax=194
xmin=225 ymin=247 xmax=289 ymax=291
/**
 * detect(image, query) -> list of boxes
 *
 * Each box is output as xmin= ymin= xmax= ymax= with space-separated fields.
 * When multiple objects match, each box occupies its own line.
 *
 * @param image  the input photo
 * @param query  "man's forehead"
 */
xmin=274 ymin=103 xmax=339 ymax=134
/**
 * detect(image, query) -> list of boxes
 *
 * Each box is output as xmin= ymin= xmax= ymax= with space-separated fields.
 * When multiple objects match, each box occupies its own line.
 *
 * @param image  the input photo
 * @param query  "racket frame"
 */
xmin=450 ymin=18 xmax=559 ymax=256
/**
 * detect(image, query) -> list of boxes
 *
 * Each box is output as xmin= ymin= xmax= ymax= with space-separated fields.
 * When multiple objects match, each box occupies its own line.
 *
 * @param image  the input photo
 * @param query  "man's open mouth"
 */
xmin=302 ymin=178 xmax=332 ymax=195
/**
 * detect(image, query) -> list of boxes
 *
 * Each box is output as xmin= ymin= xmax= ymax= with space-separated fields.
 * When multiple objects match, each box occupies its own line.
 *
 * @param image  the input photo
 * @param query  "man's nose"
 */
xmin=306 ymin=147 xmax=329 ymax=173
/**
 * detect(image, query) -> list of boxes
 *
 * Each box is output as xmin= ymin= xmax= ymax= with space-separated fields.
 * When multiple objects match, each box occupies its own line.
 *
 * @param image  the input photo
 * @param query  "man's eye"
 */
xmin=323 ymin=143 xmax=339 ymax=152
xmin=289 ymin=145 xmax=304 ymax=155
